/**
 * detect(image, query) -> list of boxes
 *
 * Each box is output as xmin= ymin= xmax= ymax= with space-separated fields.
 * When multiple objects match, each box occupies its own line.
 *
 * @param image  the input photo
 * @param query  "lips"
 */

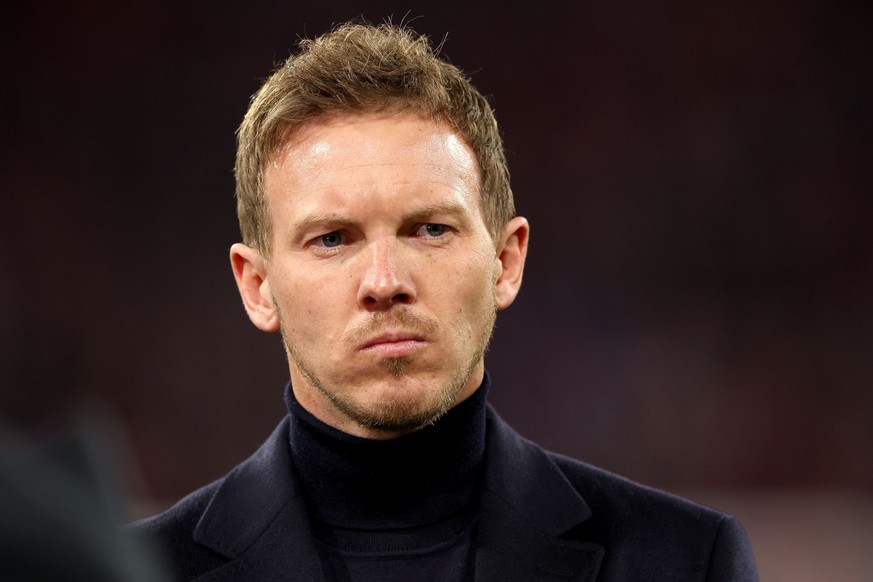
xmin=359 ymin=331 xmax=427 ymax=357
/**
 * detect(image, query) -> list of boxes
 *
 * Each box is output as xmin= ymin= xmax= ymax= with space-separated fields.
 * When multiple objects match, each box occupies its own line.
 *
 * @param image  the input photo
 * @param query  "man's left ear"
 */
xmin=494 ymin=216 xmax=529 ymax=310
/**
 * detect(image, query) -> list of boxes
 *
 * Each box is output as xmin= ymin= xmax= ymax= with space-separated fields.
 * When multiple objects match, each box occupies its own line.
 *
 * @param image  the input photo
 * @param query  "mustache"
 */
xmin=343 ymin=307 xmax=439 ymax=347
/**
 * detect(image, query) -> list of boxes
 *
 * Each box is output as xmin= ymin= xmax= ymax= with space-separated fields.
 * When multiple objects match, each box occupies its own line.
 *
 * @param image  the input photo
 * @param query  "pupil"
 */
xmin=323 ymin=233 xmax=341 ymax=247
xmin=426 ymin=224 xmax=444 ymax=236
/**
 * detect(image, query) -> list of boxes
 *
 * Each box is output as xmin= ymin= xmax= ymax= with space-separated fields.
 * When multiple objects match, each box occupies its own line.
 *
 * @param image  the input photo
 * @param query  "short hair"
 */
xmin=234 ymin=22 xmax=515 ymax=257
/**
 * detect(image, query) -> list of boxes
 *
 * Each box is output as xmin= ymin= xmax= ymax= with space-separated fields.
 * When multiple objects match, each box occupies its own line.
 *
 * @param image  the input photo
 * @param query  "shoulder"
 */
xmin=549 ymin=449 xmax=714 ymax=521
xmin=487 ymin=404 xmax=735 ymax=529
xmin=129 ymin=479 xmax=220 ymax=541
xmin=485 ymin=407 xmax=757 ymax=580
xmin=547 ymin=451 xmax=757 ymax=581
xmin=126 ymin=416 xmax=300 ymax=579
xmin=548 ymin=450 xmax=719 ymax=529
xmin=127 ymin=480 xmax=228 ymax=580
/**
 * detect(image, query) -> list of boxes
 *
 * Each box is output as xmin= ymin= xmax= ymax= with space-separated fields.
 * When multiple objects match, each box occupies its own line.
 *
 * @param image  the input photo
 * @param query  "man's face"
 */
xmin=232 ymin=112 xmax=527 ymax=438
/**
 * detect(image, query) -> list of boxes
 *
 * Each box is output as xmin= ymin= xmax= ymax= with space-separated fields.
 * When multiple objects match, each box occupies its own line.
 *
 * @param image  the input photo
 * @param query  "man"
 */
xmin=133 ymin=22 xmax=758 ymax=581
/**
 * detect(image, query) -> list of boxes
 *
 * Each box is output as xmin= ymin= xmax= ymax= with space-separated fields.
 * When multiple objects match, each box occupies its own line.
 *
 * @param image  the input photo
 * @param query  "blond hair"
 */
xmin=234 ymin=22 xmax=514 ymax=256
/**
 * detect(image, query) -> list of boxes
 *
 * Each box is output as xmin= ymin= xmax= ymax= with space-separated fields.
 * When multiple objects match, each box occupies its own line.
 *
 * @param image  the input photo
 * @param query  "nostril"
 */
xmin=393 ymin=293 xmax=410 ymax=303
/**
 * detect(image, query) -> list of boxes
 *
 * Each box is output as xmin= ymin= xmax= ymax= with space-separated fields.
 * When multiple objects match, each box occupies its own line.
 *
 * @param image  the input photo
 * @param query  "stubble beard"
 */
xmin=278 ymin=303 xmax=497 ymax=435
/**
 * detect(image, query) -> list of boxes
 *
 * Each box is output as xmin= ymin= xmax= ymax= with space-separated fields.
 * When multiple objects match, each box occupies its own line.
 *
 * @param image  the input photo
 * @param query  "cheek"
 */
xmin=272 ymin=272 xmax=330 ymax=333
xmin=447 ymin=257 xmax=497 ymax=316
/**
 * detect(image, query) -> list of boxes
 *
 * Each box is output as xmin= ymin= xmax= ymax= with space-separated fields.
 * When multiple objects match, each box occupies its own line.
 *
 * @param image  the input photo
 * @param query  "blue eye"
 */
xmin=318 ymin=232 xmax=344 ymax=247
xmin=422 ymin=224 xmax=448 ymax=237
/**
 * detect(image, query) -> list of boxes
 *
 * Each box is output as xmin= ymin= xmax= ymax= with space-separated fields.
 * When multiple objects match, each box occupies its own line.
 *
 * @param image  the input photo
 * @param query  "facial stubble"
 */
xmin=276 ymin=300 xmax=497 ymax=435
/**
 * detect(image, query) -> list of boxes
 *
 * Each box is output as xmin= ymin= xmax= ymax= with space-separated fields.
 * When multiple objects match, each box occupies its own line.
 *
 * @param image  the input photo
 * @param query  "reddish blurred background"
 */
xmin=2 ymin=1 xmax=871 ymax=578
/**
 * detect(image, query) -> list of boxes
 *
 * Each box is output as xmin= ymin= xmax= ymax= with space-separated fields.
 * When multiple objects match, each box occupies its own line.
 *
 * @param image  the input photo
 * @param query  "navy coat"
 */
xmin=132 ymin=406 xmax=758 ymax=581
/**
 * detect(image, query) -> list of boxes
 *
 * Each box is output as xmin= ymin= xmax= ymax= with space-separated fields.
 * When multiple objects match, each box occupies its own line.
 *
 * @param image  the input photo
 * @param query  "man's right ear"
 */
xmin=230 ymin=243 xmax=280 ymax=333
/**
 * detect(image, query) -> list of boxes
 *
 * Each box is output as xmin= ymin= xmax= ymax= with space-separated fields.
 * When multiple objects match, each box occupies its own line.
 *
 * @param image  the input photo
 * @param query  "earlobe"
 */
xmin=494 ymin=217 xmax=529 ymax=311
xmin=230 ymin=243 xmax=280 ymax=333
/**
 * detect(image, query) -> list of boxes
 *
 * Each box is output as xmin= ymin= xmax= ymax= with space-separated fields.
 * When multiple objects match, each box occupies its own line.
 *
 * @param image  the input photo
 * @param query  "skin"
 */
xmin=231 ymin=111 xmax=529 ymax=439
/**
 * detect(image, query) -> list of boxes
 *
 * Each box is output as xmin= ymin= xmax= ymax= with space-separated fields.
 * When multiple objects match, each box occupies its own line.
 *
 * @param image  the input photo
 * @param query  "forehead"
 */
xmin=267 ymin=112 xmax=480 ymax=194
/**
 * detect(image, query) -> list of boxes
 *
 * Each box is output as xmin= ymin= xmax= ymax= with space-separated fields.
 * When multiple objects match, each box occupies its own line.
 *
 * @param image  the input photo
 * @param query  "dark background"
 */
xmin=2 ymin=0 xmax=871 ymax=507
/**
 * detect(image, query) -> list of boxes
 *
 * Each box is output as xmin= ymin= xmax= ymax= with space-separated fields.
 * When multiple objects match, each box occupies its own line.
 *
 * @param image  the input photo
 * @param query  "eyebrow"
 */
xmin=402 ymin=202 xmax=469 ymax=224
xmin=293 ymin=214 xmax=356 ymax=233
xmin=292 ymin=202 xmax=470 ymax=235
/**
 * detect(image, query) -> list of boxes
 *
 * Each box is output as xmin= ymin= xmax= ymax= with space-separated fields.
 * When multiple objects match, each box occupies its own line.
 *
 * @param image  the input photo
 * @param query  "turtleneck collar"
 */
xmin=284 ymin=373 xmax=489 ymax=530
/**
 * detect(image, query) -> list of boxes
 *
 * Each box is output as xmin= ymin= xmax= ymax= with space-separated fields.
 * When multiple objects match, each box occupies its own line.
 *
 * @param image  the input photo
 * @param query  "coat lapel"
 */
xmin=182 ymin=407 xmax=603 ymax=581
xmin=475 ymin=407 xmax=604 ymax=581
xmin=190 ymin=418 xmax=325 ymax=581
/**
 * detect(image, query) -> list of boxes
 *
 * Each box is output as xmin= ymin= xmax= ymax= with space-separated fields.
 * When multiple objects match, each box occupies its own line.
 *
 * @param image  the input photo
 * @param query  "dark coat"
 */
xmin=132 ymin=406 xmax=758 ymax=581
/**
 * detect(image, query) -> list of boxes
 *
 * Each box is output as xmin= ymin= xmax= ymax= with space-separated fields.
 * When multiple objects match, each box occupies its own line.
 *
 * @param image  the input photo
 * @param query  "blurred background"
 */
xmin=2 ymin=0 xmax=871 ymax=579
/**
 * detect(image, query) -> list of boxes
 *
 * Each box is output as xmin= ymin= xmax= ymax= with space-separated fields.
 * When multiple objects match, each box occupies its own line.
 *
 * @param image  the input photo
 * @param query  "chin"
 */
xmin=344 ymin=375 xmax=461 ymax=433
xmin=380 ymin=356 xmax=415 ymax=377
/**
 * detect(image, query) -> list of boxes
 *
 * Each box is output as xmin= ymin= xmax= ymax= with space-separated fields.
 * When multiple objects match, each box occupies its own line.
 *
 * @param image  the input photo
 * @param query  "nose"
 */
xmin=356 ymin=239 xmax=416 ymax=310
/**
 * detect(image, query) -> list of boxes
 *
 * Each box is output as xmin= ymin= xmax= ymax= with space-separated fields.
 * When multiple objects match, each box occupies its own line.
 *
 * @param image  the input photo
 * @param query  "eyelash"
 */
xmin=414 ymin=223 xmax=451 ymax=238
xmin=314 ymin=231 xmax=345 ymax=248
xmin=308 ymin=223 xmax=452 ymax=252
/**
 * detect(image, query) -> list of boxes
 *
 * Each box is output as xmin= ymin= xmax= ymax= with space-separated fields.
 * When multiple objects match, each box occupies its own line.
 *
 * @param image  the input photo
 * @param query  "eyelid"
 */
xmin=295 ymin=217 xmax=356 ymax=245
xmin=308 ymin=229 xmax=347 ymax=250
xmin=413 ymin=222 xmax=452 ymax=238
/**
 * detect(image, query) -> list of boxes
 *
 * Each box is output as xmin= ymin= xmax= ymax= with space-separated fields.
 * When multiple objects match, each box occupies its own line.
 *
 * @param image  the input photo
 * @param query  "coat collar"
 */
xmin=475 ymin=406 xmax=604 ymax=581
xmin=191 ymin=417 xmax=325 ymax=581
xmin=189 ymin=406 xmax=603 ymax=581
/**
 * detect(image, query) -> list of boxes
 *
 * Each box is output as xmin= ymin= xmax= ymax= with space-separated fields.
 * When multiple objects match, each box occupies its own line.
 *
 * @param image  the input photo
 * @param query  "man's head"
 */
xmin=234 ymin=22 xmax=515 ymax=257
xmin=230 ymin=23 xmax=528 ymax=439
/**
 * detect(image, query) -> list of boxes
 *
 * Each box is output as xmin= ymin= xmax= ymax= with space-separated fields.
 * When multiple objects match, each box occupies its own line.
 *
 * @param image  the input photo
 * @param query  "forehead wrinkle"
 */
xmin=277 ymin=128 xmax=477 ymax=176
xmin=265 ymin=113 xmax=487 ymax=232
xmin=269 ymin=115 xmax=481 ymax=192
xmin=287 ymin=160 xmax=476 ymax=186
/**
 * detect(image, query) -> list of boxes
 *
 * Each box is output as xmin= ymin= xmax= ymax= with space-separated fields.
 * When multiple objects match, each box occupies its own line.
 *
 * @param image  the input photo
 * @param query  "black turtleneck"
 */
xmin=284 ymin=376 xmax=489 ymax=582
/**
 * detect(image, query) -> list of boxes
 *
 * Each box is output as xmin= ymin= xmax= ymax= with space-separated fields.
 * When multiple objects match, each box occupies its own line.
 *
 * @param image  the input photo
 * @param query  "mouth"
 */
xmin=359 ymin=331 xmax=428 ymax=358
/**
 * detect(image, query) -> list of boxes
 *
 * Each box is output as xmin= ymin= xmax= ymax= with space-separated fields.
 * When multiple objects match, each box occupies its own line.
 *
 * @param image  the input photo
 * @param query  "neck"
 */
xmin=284 ymin=373 xmax=489 ymax=529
